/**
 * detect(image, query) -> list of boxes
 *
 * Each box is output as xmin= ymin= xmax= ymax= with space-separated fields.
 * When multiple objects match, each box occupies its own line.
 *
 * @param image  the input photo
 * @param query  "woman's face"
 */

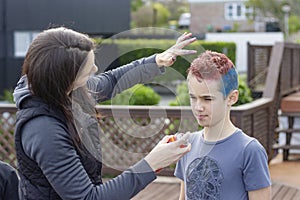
xmin=73 ymin=51 xmax=98 ymax=90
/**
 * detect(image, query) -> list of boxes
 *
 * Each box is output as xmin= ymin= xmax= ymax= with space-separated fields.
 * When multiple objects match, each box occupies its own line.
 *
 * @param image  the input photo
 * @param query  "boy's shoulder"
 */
xmin=233 ymin=129 xmax=266 ymax=154
xmin=188 ymin=130 xmax=204 ymax=143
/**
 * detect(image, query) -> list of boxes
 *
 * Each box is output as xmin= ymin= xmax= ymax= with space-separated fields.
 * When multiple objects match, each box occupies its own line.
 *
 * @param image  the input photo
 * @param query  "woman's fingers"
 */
xmin=176 ymin=32 xmax=193 ymax=44
xmin=176 ymin=49 xmax=197 ymax=56
xmin=158 ymin=135 xmax=173 ymax=144
xmin=175 ymin=37 xmax=197 ymax=49
xmin=155 ymin=33 xmax=196 ymax=67
xmin=174 ymin=132 xmax=191 ymax=148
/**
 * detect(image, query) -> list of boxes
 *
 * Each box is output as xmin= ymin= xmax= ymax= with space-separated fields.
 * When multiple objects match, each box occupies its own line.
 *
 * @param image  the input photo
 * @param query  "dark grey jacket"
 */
xmin=13 ymin=55 xmax=164 ymax=200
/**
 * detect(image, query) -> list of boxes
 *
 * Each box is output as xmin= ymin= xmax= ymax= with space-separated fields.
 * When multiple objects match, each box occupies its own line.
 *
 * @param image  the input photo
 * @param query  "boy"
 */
xmin=175 ymin=50 xmax=271 ymax=200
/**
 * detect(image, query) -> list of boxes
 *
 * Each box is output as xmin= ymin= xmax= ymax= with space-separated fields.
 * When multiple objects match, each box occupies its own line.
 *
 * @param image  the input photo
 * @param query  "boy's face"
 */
xmin=187 ymin=74 xmax=229 ymax=128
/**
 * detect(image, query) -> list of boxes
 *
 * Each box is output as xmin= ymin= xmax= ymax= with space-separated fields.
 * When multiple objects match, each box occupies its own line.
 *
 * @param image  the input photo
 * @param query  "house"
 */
xmin=187 ymin=0 xmax=255 ymax=33
xmin=186 ymin=0 xmax=283 ymax=73
xmin=0 ymin=0 xmax=130 ymax=95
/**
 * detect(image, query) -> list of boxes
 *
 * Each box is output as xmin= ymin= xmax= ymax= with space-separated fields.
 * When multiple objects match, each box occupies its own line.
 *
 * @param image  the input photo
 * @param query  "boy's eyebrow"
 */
xmin=189 ymin=93 xmax=215 ymax=98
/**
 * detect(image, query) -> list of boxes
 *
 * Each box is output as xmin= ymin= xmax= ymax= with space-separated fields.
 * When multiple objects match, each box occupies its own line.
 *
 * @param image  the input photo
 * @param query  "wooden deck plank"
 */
xmin=273 ymin=186 xmax=290 ymax=200
xmin=284 ymin=187 xmax=298 ymax=200
xmin=129 ymin=179 xmax=300 ymax=200
xmin=162 ymin=183 xmax=181 ymax=199
xmin=292 ymin=190 xmax=300 ymax=200
xmin=271 ymin=182 xmax=283 ymax=198
xmin=132 ymin=182 xmax=180 ymax=200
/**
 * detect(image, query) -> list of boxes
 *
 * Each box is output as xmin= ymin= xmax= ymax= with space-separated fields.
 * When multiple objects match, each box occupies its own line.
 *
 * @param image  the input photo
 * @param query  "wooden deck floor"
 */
xmin=272 ymin=181 xmax=300 ymax=200
xmin=131 ymin=177 xmax=300 ymax=200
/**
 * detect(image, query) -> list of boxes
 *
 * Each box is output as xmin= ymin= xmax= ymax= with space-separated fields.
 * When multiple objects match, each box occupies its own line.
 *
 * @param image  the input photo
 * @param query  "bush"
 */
xmin=169 ymin=81 xmax=190 ymax=106
xmin=100 ymin=84 xmax=161 ymax=105
xmin=289 ymin=15 xmax=300 ymax=34
xmin=235 ymin=77 xmax=253 ymax=106
xmin=169 ymin=77 xmax=253 ymax=106
xmin=0 ymin=89 xmax=14 ymax=103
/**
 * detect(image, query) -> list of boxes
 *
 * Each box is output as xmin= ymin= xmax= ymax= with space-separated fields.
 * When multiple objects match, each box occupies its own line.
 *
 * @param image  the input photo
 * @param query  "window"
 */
xmin=228 ymin=5 xmax=233 ymax=18
xmin=225 ymin=3 xmax=251 ymax=20
xmin=14 ymin=31 xmax=40 ymax=57
xmin=236 ymin=4 xmax=242 ymax=17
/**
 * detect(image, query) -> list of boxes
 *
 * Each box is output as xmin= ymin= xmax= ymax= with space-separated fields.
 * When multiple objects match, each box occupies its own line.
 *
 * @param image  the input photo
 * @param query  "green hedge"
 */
xmin=96 ymin=39 xmax=236 ymax=78
xmin=0 ymin=89 xmax=14 ymax=103
xmin=100 ymin=84 xmax=161 ymax=105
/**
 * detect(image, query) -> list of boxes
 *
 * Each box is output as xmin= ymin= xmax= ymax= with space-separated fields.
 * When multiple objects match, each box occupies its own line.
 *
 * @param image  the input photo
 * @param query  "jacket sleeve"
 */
xmin=13 ymin=55 xmax=164 ymax=106
xmin=21 ymin=116 xmax=156 ymax=200
xmin=87 ymin=54 xmax=165 ymax=102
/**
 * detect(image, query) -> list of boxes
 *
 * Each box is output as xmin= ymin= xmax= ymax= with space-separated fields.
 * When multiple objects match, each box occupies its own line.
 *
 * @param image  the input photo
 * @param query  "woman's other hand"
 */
xmin=144 ymin=132 xmax=192 ymax=172
xmin=155 ymin=32 xmax=197 ymax=67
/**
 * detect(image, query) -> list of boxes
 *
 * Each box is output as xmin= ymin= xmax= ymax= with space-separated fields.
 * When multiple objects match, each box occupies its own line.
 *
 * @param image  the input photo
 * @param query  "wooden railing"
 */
xmin=1 ymin=42 xmax=299 ymax=176
xmin=247 ymin=42 xmax=273 ymax=97
xmin=0 ymin=102 xmax=274 ymax=176
xmin=0 ymin=104 xmax=17 ymax=167
xmin=0 ymin=101 xmax=276 ymax=176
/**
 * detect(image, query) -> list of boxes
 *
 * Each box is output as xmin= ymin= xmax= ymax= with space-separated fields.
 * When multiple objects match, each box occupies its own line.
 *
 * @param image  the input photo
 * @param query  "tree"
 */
xmin=289 ymin=14 xmax=300 ymax=34
xmin=246 ymin=0 xmax=300 ymax=32
xmin=131 ymin=5 xmax=153 ymax=27
xmin=131 ymin=2 xmax=170 ymax=28
xmin=159 ymin=0 xmax=190 ymax=21
xmin=152 ymin=2 xmax=170 ymax=26
xmin=131 ymin=0 xmax=188 ymax=28
xmin=131 ymin=0 xmax=144 ymax=12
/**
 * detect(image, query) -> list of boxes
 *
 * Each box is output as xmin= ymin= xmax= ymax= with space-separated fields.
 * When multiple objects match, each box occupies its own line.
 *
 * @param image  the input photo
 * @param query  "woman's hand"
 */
xmin=144 ymin=132 xmax=191 ymax=172
xmin=155 ymin=32 xmax=197 ymax=67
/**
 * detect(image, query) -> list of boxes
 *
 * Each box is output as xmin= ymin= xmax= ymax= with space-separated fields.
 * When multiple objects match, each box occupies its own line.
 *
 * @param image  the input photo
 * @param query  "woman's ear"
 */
xmin=227 ymin=90 xmax=239 ymax=106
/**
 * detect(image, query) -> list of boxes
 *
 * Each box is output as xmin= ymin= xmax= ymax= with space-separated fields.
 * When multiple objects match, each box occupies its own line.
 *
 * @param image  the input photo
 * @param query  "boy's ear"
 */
xmin=227 ymin=90 xmax=239 ymax=106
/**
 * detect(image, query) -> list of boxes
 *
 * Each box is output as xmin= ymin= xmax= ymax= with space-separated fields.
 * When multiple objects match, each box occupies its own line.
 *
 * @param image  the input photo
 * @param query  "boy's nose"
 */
xmin=195 ymin=102 xmax=204 ymax=111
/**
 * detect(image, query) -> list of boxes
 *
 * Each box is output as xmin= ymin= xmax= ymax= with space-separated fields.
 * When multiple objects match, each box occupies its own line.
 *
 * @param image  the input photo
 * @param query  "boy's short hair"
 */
xmin=187 ymin=50 xmax=238 ymax=97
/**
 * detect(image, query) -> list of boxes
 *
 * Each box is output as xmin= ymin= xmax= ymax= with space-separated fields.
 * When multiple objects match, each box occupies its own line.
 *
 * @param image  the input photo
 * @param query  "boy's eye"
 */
xmin=205 ymin=98 xmax=213 ymax=101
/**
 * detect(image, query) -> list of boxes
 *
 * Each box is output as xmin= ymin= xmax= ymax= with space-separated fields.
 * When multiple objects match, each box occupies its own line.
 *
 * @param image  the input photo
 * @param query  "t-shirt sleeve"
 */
xmin=174 ymin=132 xmax=198 ymax=181
xmin=243 ymin=139 xmax=271 ymax=191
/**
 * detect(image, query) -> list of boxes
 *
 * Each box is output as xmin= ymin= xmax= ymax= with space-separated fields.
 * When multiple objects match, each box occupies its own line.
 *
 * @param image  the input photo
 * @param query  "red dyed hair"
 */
xmin=187 ymin=50 xmax=234 ymax=81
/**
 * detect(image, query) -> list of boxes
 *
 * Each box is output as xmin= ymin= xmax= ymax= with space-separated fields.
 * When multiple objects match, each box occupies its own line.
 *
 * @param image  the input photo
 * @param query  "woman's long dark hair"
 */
xmin=23 ymin=27 xmax=94 ymax=113
xmin=22 ymin=27 xmax=96 ymax=149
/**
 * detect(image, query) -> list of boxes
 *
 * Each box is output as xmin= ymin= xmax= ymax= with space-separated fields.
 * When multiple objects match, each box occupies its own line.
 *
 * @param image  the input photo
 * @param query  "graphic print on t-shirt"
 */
xmin=186 ymin=156 xmax=224 ymax=200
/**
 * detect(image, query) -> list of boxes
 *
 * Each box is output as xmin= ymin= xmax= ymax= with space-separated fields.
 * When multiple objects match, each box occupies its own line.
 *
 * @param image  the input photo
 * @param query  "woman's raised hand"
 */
xmin=155 ymin=32 xmax=197 ymax=67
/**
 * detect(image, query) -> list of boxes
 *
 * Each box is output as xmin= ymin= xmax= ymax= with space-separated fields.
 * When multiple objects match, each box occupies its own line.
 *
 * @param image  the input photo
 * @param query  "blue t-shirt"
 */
xmin=175 ymin=129 xmax=271 ymax=200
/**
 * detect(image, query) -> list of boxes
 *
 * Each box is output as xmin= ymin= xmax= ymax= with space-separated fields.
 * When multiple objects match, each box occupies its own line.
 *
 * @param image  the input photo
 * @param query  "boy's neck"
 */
xmin=203 ymin=120 xmax=237 ymax=142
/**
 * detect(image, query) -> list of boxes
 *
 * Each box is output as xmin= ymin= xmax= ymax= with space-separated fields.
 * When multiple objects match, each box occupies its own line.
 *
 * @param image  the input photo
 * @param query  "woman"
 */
xmin=13 ymin=27 xmax=196 ymax=199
